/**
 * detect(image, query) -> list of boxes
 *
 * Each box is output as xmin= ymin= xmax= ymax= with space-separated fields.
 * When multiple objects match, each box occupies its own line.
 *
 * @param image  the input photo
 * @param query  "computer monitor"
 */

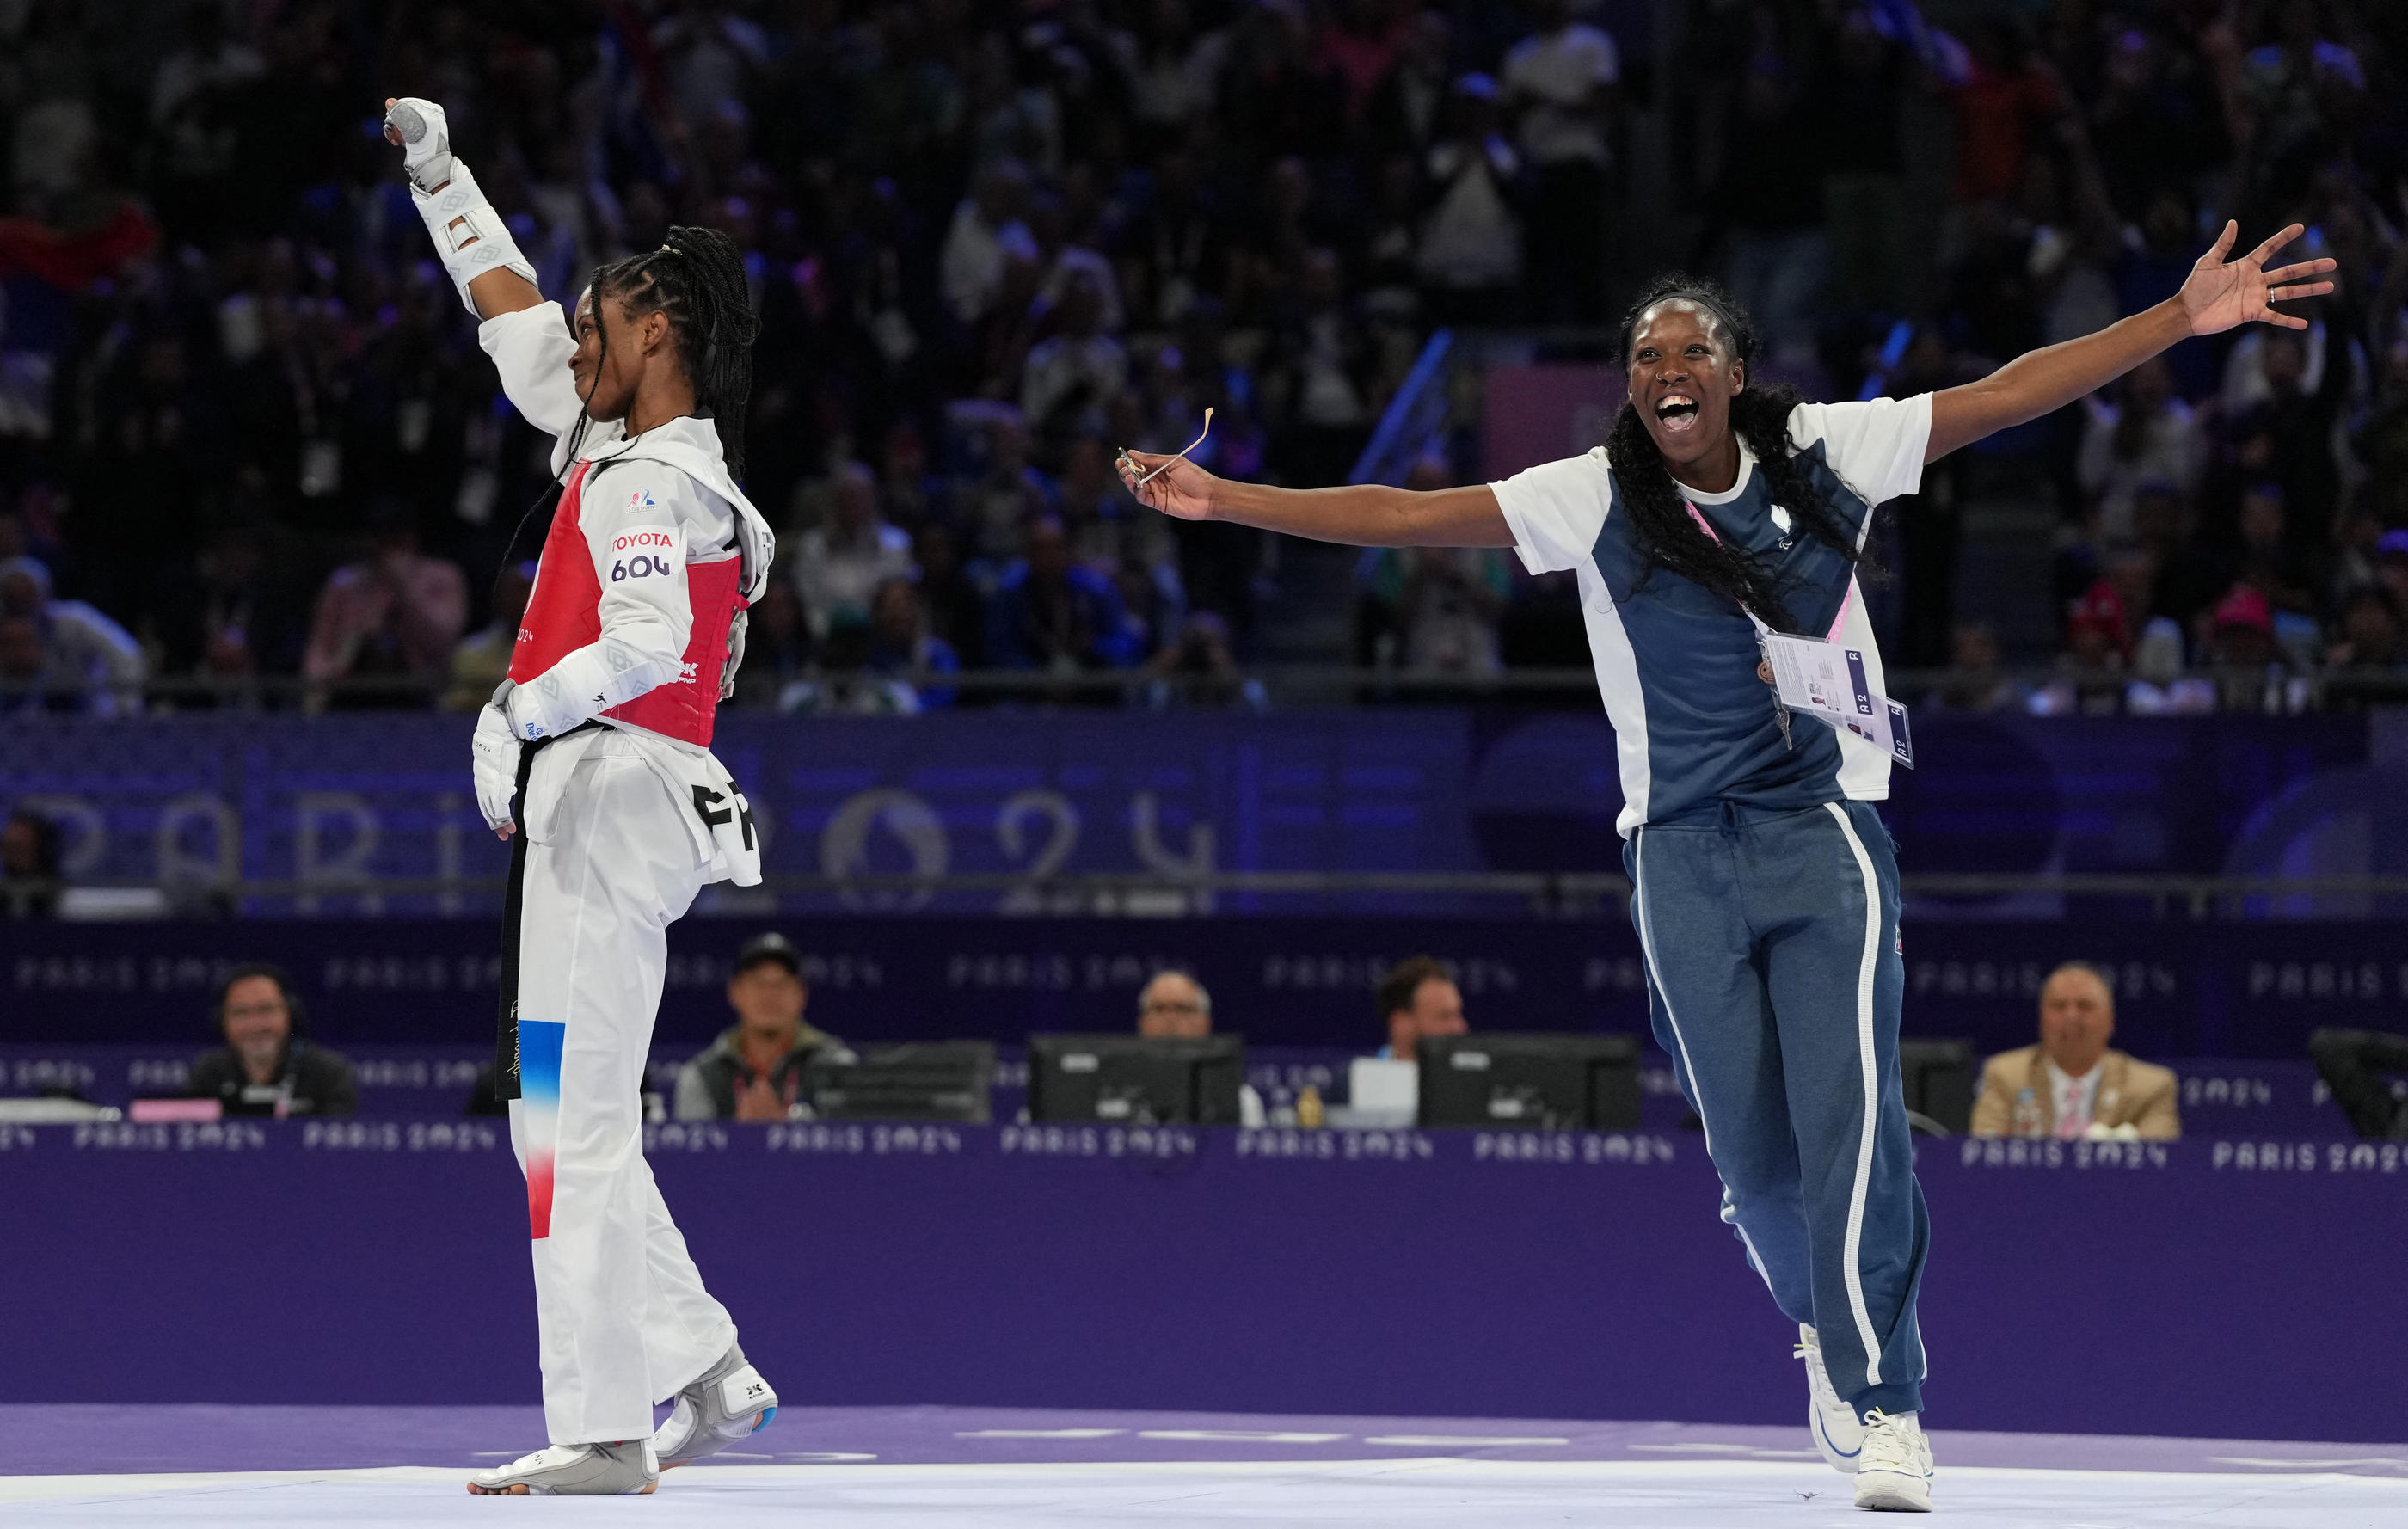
xmin=1898 ymin=1039 xmax=1975 ymax=1136
xmin=1416 ymin=1033 xmax=1642 ymax=1131
xmin=799 ymin=1041 xmax=997 ymax=1124
xmin=1026 ymin=1035 xmax=1244 ymax=1126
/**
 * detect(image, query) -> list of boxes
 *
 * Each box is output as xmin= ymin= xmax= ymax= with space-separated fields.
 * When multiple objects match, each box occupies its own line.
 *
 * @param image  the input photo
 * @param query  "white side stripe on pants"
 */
xmin=1822 ymin=801 xmax=1887 ymax=1389
xmin=1630 ymin=829 xmax=1715 ymax=1157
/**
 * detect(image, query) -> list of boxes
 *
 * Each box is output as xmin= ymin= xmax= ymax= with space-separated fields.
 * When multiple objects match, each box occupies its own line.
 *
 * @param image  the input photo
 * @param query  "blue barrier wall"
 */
xmin=6 ymin=1124 xmax=2402 ymax=1440
xmin=4 ymin=710 xmax=2402 ymax=915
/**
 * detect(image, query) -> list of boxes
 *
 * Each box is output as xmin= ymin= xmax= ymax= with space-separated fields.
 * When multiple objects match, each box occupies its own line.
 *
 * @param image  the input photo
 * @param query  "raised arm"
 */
xmin=1925 ymin=221 xmax=2335 ymax=463
xmin=1113 ymin=453 xmax=1514 ymax=549
xmin=382 ymin=96 xmax=544 ymax=321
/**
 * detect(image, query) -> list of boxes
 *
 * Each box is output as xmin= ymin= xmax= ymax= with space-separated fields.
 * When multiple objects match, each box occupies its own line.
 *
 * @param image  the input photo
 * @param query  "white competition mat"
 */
xmin=4 ymin=1458 xmax=2402 ymax=1526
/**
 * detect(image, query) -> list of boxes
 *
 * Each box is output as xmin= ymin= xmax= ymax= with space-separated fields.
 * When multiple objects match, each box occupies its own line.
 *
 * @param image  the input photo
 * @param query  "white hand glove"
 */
xmin=383 ymin=96 xmax=454 ymax=194
xmin=472 ymin=689 xmax=521 ymax=833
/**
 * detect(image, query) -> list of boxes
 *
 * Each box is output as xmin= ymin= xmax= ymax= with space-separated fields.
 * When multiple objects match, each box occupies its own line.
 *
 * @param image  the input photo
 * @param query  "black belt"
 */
xmin=491 ymin=719 xmax=605 ymax=1101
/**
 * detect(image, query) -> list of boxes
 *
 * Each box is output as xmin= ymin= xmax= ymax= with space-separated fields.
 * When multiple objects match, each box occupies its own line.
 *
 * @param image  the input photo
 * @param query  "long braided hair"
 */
xmin=580 ymin=224 xmax=760 ymax=478
xmin=501 ymin=227 xmax=760 ymax=590
xmin=1606 ymin=274 xmax=1864 ymax=633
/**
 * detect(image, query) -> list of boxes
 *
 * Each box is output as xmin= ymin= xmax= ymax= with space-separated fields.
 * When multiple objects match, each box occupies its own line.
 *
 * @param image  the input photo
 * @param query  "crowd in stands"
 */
xmin=0 ymin=2 xmax=2405 ymax=714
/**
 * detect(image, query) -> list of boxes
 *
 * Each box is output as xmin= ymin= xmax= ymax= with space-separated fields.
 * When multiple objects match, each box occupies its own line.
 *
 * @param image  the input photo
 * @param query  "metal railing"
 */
xmin=7 ymin=665 xmax=2407 ymax=713
xmin=45 ymin=869 xmax=2408 ymax=921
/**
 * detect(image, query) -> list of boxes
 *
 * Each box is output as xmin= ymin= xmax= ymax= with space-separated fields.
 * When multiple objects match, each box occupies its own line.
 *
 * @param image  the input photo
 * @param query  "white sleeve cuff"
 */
xmin=1495 ymin=489 xmax=1555 ymax=577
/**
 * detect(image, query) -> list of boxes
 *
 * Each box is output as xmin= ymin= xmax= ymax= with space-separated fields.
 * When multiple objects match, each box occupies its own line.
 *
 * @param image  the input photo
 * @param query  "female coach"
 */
xmin=1118 ymin=224 xmax=2331 ymax=1513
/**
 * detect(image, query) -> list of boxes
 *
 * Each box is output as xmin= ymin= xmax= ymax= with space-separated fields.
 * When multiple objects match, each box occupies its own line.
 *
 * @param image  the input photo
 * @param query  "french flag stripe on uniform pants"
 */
xmin=519 ymin=1019 xmax=566 ymax=1239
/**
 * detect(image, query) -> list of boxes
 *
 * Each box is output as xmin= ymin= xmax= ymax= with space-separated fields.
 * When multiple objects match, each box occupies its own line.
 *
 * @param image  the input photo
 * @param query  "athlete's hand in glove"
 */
xmin=472 ymin=688 xmax=521 ymax=840
xmin=381 ymin=95 xmax=454 ymax=194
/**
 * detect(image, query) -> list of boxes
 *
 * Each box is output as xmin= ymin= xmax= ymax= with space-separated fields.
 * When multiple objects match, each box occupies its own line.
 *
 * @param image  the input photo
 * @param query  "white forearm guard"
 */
xmin=412 ymin=159 xmax=540 ymax=316
xmin=504 ymin=636 xmax=681 ymax=741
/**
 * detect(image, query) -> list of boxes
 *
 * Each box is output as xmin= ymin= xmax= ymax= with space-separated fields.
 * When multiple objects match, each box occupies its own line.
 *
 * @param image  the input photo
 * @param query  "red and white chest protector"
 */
xmin=510 ymin=459 xmax=746 ymax=747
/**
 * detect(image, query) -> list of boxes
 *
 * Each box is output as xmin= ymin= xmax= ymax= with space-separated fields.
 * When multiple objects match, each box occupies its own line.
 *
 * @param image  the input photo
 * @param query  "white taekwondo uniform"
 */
xmin=479 ymin=300 xmax=776 ymax=1446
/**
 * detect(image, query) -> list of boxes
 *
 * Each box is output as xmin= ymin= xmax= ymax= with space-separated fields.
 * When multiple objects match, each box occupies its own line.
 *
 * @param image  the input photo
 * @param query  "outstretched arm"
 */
xmin=1925 ymin=222 xmax=2335 ymax=462
xmin=1112 ymin=455 xmax=1514 ymax=548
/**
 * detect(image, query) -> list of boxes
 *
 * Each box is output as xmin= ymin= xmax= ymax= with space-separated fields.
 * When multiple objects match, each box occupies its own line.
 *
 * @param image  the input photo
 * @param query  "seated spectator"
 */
xmin=1143 ymin=610 xmax=1264 ymax=709
xmin=673 ymin=933 xmax=850 ymax=1121
xmin=1027 ymin=188 xmax=1124 ymax=342
xmin=2100 ymin=543 xmax=2185 ymax=683
xmin=987 ymin=516 xmax=1140 ymax=671
xmin=1 ymin=808 xmax=61 ymax=918
xmin=2075 ymin=358 xmax=2202 ymax=543
xmin=1361 ymin=464 xmax=1516 ymax=677
xmin=185 ymin=964 xmax=358 ymax=1118
xmin=912 ymin=525 xmax=989 ymax=669
xmin=857 ymin=580 xmax=949 ymax=712
xmin=2307 ymin=1029 xmax=2408 ymax=1141
xmin=1417 ymin=74 xmax=1524 ymax=324
xmin=2130 ymin=479 xmax=2229 ymax=635
xmin=1932 ymin=622 xmax=2018 ymax=713
xmin=1377 ymin=955 xmax=1468 ymax=1063
xmin=157 ymin=525 xmax=304 ymax=685
xmin=1970 ymin=961 xmax=2178 ymax=1140
xmin=445 ymin=562 xmax=536 ymax=710
xmin=2027 ymin=582 xmax=2128 ymax=716
xmin=2220 ymin=325 xmax=2344 ymax=553
xmin=959 ymin=412 xmax=1055 ymax=566
xmin=301 ymin=504 xmax=468 ymax=705
xmin=2326 ymin=587 xmax=2405 ymax=671
xmin=940 ymin=157 xmax=1037 ymax=329
xmin=1268 ymin=247 xmax=1377 ymax=486
xmin=1134 ymin=968 xmax=1264 ymax=1126
xmin=2201 ymin=584 xmax=2311 ymax=714
xmin=0 ymin=556 xmax=145 ymax=715
xmin=1137 ymin=968 xmax=1213 ymax=1040
xmin=1020 ymin=272 xmax=1127 ymax=437
xmin=729 ymin=577 xmax=815 ymax=711
xmin=1398 ymin=545 xmax=1512 ymax=676
xmin=2231 ymin=482 xmax=2319 ymax=624
xmin=792 ymin=463 xmax=915 ymax=638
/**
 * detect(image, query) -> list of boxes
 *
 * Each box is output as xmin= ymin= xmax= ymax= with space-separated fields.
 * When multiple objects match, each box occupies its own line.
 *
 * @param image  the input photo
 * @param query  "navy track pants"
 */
xmin=1623 ymin=798 xmax=1929 ymax=1420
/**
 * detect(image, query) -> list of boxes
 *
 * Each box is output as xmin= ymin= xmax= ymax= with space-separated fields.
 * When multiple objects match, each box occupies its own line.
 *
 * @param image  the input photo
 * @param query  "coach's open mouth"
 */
xmin=1654 ymin=394 xmax=1701 ymax=435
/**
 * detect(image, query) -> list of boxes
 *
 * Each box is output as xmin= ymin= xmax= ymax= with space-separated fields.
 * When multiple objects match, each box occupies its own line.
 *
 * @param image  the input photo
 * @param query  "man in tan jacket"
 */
xmin=1971 ymin=961 xmax=2181 ymax=1139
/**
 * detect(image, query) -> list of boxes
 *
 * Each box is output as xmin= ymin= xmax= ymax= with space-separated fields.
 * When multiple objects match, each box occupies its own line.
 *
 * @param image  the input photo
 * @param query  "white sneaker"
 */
xmin=1852 ymin=1409 xmax=1934 ymax=1512
xmin=466 ymin=1439 xmax=659 ymax=1495
xmin=1796 ymin=1324 xmax=1864 ymax=1474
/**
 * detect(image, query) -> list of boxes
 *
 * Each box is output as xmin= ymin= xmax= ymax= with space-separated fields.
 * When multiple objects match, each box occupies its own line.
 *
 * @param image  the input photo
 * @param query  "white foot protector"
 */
xmin=465 ymin=1439 xmax=659 ymax=1495
xmin=654 ymin=1343 xmax=779 ymax=1468
xmin=1797 ymin=1323 xmax=1865 ymax=1475
xmin=1853 ymin=1409 xmax=1934 ymax=1512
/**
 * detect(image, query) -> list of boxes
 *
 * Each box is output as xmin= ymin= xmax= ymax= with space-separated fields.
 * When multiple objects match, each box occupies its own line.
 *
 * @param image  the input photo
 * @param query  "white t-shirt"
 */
xmin=1488 ymin=395 xmax=1932 ymax=835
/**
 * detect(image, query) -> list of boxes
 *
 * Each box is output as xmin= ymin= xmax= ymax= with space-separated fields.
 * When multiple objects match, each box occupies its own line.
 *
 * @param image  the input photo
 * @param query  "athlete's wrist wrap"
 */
xmin=411 ymin=159 xmax=539 ymax=316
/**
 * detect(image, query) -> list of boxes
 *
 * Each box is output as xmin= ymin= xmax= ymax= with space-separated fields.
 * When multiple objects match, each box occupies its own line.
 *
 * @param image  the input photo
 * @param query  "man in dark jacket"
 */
xmin=673 ymin=933 xmax=849 ymax=1121
xmin=2308 ymin=1029 xmax=2408 ymax=1140
xmin=186 ymin=963 xmax=358 ymax=1116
